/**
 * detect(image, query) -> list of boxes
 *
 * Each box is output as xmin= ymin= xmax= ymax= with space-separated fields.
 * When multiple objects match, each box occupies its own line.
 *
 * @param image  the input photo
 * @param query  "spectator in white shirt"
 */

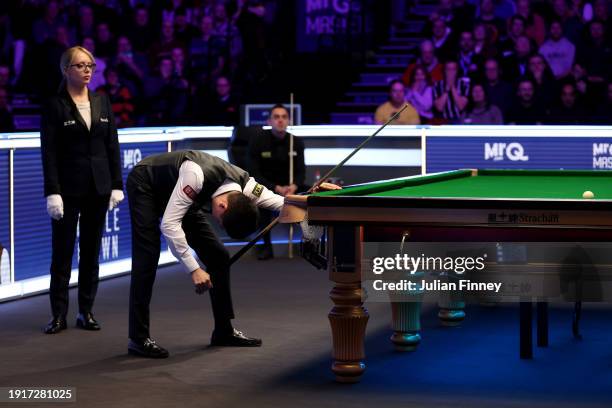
xmin=539 ymin=19 xmax=576 ymax=79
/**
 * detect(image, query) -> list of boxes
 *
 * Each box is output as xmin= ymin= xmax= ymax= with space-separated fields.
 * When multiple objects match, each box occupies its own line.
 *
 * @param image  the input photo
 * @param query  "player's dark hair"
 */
xmin=269 ymin=103 xmax=289 ymax=116
xmin=222 ymin=192 xmax=260 ymax=239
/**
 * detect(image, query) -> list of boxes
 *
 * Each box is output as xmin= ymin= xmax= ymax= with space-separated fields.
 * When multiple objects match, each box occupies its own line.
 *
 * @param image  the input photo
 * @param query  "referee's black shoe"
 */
xmin=210 ymin=328 xmax=262 ymax=347
xmin=43 ymin=316 xmax=67 ymax=334
xmin=128 ymin=338 xmax=169 ymax=358
xmin=76 ymin=313 xmax=101 ymax=330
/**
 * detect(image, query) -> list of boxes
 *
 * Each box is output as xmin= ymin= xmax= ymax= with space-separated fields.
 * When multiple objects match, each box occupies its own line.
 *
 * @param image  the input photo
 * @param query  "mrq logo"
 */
xmin=592 ymin=143 xmax=612 ymax=169
xmin=484 ymin=142 xmax=529 ymax=162
xmin=123 ymin=148 xmax=142 ymax=169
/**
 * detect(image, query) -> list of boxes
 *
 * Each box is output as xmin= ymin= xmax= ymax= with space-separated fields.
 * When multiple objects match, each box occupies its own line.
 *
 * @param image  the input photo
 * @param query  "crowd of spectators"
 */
xmin=0 ymin=1 xmax=610 ymax=131
xmin=0 ymin=0 xmax=276 ymax=130
xmin=392 ymin=0 xmax=612 ymax=124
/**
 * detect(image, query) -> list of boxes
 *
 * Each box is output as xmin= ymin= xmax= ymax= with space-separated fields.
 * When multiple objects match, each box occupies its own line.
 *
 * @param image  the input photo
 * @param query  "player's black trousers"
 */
xmin=127 ymin=166 xmax=235 ymax=341
xmin=49 ymin=191 xmax=109 ymax=318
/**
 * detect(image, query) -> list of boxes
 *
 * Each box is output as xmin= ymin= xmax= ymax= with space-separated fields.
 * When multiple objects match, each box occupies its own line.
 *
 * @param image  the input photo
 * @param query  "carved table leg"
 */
xmin=329 ymin=283 xmax=369 ymax=383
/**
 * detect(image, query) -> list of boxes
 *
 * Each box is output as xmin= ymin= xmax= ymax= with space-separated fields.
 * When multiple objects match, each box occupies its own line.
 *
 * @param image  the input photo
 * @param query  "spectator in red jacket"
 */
xmin=402 ymin=40 xmax=444 ymax=86
xmin=96 ymin=66 xmax=135 ymax=128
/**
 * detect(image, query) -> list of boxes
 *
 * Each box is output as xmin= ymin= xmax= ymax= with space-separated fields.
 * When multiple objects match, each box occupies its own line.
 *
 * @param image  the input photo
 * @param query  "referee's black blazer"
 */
xmin=40 ymin=87 xmax=123 ymax=197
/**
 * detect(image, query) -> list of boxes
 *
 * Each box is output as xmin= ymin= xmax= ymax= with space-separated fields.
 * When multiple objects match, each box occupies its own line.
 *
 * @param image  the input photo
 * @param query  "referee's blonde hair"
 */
xmin=58 ymin=46 xmax=95 ymax=91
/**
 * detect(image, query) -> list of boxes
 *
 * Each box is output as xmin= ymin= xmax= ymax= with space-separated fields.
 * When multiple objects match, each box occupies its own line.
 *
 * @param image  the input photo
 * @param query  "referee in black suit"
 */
xmin=40 ymin=46 xmax=124 ymax=334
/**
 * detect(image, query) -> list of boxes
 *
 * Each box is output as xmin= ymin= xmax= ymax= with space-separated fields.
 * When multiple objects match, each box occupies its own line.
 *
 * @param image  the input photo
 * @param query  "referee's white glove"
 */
xmin=108 ymin=189 xmax=124 ymax=210
xmin=46 ymin=194 xmax=63 ymax=220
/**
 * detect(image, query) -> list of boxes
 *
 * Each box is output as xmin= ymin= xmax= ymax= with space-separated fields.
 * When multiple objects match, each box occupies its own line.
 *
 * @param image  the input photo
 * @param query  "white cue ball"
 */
xmin=582 ymin=191 xmax=595 ymax=199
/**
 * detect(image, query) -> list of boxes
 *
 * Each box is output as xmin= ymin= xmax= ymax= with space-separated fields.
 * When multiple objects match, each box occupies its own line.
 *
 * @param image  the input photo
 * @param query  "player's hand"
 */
xmin=286 ymin=184 xmax=298 ymax=195
xmin=274 ymin=185 xmax=290 ymax=196
xmin=312 ymin=182 xmax=342 ymax=192
xmin=191 ymin=268 xmax=213 ymax=294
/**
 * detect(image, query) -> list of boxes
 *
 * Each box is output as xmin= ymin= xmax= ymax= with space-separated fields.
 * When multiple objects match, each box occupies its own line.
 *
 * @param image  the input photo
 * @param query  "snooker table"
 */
xmin=283 ymin=169 xmax=612 ymax=383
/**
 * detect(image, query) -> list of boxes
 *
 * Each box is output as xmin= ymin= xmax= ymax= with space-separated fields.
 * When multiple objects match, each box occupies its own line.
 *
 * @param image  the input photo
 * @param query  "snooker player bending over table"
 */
xmin=126 ymin=150 xmax=339 ymax=358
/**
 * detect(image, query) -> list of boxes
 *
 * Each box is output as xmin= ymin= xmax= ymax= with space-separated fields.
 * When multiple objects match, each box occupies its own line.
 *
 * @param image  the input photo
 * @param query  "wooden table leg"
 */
xmin=329 ymin=283 xmax=369 ymax=383
xmin=327 ymin=225 xmax=370 ymax=383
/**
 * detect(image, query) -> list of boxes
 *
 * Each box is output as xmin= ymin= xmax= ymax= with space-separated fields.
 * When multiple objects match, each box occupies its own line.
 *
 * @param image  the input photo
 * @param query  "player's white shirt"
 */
xmin=160 ymin=160 xmax=284 ymax=273
xmin=0 ymin=248 xmax=10 ymax=285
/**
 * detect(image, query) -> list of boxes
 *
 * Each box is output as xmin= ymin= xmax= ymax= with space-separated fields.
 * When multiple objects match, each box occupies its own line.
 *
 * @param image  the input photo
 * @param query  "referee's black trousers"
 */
xmin=127 ymin=166 xmax=235 ymax=341
xmin=49 ymin=191 xmax=109 ymax=318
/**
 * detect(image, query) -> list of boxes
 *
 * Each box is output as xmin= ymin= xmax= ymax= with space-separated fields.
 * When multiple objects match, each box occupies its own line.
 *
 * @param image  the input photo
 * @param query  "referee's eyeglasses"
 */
xmin=70 ymin=63 xmax=97 ymax=72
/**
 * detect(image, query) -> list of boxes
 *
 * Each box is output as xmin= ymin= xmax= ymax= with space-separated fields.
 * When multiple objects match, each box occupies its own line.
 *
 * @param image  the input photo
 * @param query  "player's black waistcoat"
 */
xmin=136 ymin=150 xmax=250 ymax=215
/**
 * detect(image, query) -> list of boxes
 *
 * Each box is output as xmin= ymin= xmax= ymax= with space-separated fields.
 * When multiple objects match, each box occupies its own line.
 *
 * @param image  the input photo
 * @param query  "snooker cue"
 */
xmin=288 ymin=93 xmax=295 ymax=258
xmin=420 ymin=127 xmax=427 ymax=175
xmin=229 ymin=104 xmax=410 ymax=266
xmin=314 ymin=104 xmax=409 ymax=186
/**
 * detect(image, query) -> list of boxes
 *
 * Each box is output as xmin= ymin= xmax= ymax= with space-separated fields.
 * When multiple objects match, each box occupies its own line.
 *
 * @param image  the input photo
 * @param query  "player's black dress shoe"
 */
xmin=76 ymin=313 xmax=101 ymax=331
xmin=128 ymin=338 xmax=169 ymax=358
xmin=210 ymin=328 xmax=262 ymax=347
xmin=257 ymin=245 xmax=274 ymax=260
xmin=44 ymin=316 xmax=67 ymax=334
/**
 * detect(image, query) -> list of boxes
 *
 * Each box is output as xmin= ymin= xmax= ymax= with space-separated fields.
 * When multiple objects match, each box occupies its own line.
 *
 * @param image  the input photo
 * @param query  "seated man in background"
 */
xmin=247 ymin=104 xmax=306 ymax=260
xmin=374 ymin=79 xmax=420 ymax=125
